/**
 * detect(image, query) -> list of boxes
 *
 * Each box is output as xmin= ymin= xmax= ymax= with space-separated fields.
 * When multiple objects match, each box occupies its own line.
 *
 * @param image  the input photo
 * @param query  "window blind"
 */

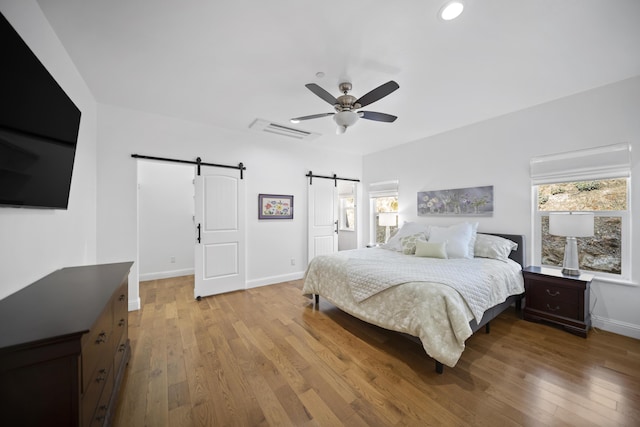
xmin=368 ymin=180 xmax=399 ymax=198
xmin=530 ymin=142 xmax=631 ymax=185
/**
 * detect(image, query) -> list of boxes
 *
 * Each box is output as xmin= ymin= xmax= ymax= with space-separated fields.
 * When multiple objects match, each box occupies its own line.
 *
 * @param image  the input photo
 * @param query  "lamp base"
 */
xmin=562 ymin=267 xmax=581 ymax=276
xmin=562 ymin=237 xmax=581 ymax=276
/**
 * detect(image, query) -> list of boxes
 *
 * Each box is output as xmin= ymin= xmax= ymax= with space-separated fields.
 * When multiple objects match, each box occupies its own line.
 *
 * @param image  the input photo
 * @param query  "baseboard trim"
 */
xmin=591 ymin=314 xmax=640 ymax=339
xmin=246 ymin=271 xmax=305 ymax=289
xmin=139 ymin=268 xmax=194 ymax=282
xmin=129 ymin=297 xmax=140 ymax=311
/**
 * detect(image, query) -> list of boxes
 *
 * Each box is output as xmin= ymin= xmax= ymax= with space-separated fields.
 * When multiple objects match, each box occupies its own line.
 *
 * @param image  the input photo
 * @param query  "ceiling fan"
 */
xmin=291 ymin=80 xmax=399 ymax=134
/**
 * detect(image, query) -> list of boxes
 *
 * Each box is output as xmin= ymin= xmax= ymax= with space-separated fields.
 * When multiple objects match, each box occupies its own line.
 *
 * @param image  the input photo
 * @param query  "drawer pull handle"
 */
xmin=546 ymin=289 xmax=560 ymax=297
xmin=119 ymin=294 xmax=126 ymax=301
xmin=96 ymin=368 xmax=107 ymax=382
xmin=119 ymin=318 xmax=126 ymax=327
xmin=546 ymin=304 xmax=560 ymax=311
xmin=119 ymin=344 xmax=126 ymax=352
xmin=95 ymin=332 xmax=107 ymax=344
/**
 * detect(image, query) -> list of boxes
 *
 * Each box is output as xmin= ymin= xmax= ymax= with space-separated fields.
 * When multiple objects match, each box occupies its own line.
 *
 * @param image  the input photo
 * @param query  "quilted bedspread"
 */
xmin=302 ymin=248 xmax=524 ymax=367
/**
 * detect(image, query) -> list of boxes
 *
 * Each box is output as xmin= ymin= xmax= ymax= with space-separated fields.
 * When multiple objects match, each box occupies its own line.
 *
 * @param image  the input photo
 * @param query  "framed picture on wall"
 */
xmin=417 ymin=185 xmax=494 ymax=216
xmin=258 ymin=194 xmax=294 ymax=219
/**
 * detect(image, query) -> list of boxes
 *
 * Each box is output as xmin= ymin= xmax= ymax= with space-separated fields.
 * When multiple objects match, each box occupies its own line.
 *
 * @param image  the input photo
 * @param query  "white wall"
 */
xmin=138 ymin=161 xmax=195 ymax=280
xmin=0 ymin=1 xmax=98 ymax=299
xmin=363 ymin=76 xmax=640 ymax=339
xmin=96 ymin=104 xmax=362 ymax=309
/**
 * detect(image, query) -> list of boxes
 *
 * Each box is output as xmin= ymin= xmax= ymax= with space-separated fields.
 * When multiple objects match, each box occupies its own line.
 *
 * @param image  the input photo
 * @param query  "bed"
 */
xmin=302 ymin=223 xmax=526 ymax=374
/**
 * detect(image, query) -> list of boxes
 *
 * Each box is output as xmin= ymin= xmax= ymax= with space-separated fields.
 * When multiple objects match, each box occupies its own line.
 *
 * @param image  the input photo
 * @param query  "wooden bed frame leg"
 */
xmin=315 ymin=294 xmax=319 ymax=305
xmin=515 ymin=297 xmax=522 ymax=311
xmin=435 ymin=361 xmax=444 ymax=374
xmin=485 ymin=322 xmax=491 ymax=334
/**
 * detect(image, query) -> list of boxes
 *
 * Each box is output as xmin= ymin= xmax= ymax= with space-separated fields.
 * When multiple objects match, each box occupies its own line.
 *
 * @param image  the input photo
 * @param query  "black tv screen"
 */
xmin=0 ymin=12 xmax=82 ymax=209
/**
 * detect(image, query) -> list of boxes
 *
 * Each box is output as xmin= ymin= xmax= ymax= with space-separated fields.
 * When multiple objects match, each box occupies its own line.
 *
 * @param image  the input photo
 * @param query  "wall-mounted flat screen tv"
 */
xmin=0 ymin=12 xmax=82 ymax=209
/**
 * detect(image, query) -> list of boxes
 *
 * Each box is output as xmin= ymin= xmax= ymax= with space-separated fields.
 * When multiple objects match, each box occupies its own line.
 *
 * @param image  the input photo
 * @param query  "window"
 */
xmin=531 ymin=143 xmax=631 ymax=280
xmin=537 ymin=179 xmax=627 ymax=275
xmin=373 ymin=196 xmax=398 ymax=244
xmin=338 ymin=182 xmax=357 ymax=232
xmin=369 ymin=181 xmax=399 ymax=245
xmin=339 ymin=196 xmax=355 ymax=231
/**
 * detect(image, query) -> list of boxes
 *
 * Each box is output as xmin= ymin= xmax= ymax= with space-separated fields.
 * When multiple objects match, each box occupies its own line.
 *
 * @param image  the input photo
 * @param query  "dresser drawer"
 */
xmin=113 ymin=282 xmax=128 ymax=323
xmin=84 ymin=368 xmax=114 ymax=427
xmin=81 ymin=305 xmax=114 ymax=393
xmin=112 ymin=282 xmax=128 ymax=353
xmin=81 ymin=362 xmax=112 ymax=427
xmin=113 ymin=325 xmax=128 ymax=375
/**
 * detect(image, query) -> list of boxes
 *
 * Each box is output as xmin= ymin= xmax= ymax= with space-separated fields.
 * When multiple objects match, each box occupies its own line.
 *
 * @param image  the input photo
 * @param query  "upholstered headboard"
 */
xmin=484 ymin=233 xmax=526 ymax=268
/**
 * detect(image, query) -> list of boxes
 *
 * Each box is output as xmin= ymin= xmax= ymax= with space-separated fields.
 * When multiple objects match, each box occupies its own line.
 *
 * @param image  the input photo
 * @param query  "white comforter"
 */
xmin=302 ymin=248 xmax=524 ymax=367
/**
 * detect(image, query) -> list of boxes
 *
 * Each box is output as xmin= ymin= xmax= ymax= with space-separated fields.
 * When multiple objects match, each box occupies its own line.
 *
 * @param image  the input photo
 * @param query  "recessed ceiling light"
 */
xmin=439 ymin=1 xmax=464 ymax=21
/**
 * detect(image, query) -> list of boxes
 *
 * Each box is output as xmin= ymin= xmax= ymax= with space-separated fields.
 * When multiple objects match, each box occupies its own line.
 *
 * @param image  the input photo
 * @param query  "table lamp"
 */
xmin=548 ymin=212 xmax=594 ymax=276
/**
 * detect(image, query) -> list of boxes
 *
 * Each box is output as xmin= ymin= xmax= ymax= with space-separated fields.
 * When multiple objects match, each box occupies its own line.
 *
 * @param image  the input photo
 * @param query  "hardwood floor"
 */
xmin=113 ymin=276 xmax=640 ymax=426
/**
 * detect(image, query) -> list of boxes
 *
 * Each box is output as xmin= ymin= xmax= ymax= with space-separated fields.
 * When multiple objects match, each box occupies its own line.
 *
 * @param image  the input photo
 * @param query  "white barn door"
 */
xmin=194 ymin=166 xmax=245 ymax=299
xmin=308 ymin=178 xmax=338 ymax=263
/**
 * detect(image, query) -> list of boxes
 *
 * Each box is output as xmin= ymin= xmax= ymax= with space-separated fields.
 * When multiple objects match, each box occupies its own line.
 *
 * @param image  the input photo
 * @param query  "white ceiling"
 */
xmin=36 ymin=0 xmax=640 ymax=155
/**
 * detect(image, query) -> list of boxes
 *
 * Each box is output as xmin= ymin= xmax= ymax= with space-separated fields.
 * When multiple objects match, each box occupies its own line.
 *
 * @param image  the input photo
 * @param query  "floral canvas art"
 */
xmin=417 ymin=185 xmax=493 ymax=216
xmin=259 ymin=194 xmax=294 ymax=219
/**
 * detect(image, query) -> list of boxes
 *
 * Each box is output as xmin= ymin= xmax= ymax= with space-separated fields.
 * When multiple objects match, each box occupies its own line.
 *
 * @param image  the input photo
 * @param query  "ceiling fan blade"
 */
xmin=359 ymin=111 xmax=397 ymax=123
xmin=291 ymin=112 xmax=335 ymax=122
xmin=355 ymin=81 xmax=399 ymax=108
xmin=305 ymin=83 xmax=338 ymax=105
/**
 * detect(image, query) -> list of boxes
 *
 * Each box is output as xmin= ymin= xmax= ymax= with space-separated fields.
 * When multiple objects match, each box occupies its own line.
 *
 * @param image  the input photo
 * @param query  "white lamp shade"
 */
xmin=379 ymin=213 xmax=397 ymax=227
xmin=334 ymin=111 xmax=359 ymax=127
xmin=548 ymin=212 xmax=594 ymax=237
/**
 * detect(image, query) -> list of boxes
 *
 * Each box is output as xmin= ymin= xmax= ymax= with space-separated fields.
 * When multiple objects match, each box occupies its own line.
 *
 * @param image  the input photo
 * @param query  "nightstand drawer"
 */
xmin=527 ymin=280 xmax=580 ymax=305
xmin=531 ymin=300 xmax=580 ymax=320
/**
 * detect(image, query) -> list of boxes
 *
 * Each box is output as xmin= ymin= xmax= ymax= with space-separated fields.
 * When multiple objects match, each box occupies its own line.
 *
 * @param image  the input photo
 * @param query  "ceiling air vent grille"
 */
xmin=249 ymin=119 xmax=320 ymax=141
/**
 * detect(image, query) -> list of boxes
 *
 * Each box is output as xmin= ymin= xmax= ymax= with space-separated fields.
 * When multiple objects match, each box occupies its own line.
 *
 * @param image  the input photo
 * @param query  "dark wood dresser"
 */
xmin=0 ymin=262 xmax=133 ymax=427
xmin=523 ymin=265 xmax=593 ymax=338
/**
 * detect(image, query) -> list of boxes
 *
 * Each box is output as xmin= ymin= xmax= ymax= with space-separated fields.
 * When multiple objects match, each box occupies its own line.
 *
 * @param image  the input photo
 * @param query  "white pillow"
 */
xmin=415 ymin=240 xmax=448 ymax=259
xmin=474 ymin=234 xmax=518 ymax=261
xmin=382 ymin=221 xmax=430 ymax=252
xmin=428 ymin=222 xmax=478 ymax=259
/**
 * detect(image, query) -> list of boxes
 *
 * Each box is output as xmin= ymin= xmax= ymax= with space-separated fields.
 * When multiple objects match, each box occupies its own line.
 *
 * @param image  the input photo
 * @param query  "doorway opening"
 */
xmin=137 ymin=160 xmax=195 ymax=284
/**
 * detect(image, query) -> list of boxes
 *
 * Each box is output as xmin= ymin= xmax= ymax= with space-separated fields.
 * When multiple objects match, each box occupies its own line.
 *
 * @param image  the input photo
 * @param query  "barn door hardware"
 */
xmin=305 ymin=171 xmax=360 ymax=186
xmin=131 ymin=154 xmax=246 ymax=178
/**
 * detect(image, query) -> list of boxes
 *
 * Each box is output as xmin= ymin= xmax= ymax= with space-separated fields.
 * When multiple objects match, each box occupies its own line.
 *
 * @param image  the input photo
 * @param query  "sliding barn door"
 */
xmin=194 ymin=166 xmax=245 ymax=299
xmin=308 ymin=178 xmax=338 ymax=263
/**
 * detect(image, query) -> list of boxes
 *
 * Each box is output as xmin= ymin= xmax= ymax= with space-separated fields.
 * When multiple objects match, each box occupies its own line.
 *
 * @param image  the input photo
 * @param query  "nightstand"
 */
xmin=523 ymin=266 xmax=593 ymax=338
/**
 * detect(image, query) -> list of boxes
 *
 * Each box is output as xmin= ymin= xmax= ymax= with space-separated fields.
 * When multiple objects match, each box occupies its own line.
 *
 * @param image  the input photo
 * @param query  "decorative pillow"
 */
xmin=428 ymin=222 xmax=478 ymax=259
xmin=382 ymin=221 xmax=430 ymax=252
xmin=415 ymin=240 xmax=448 ymax=259
xmin=474 ymin=234 xmax=518 ymax=261
xmin=400 ymin=233 xmax=427 ymax=255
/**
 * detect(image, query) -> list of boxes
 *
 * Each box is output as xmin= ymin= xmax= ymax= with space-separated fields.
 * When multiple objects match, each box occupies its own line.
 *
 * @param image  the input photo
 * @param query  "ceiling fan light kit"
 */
xmin=439 ymin=1 xmax=464 ymax=21
xmin=291 ymin=80 xmax=399 ymax=134
xmin=334 ymin=111 xmax=359 ymax=127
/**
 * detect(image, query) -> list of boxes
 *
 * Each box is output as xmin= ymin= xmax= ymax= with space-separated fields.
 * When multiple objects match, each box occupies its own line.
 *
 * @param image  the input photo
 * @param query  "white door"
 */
xmin=308 ymin=178 xmax=338 ymax=263
xmin=194 ymin=166 xmax=245 ymax=299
